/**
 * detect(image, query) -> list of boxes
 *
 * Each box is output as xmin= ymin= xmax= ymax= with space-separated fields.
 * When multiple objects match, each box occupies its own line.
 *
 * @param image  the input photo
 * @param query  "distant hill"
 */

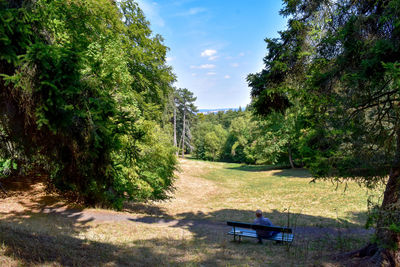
xmin=197 ymin=107 xmax=243 ymax=114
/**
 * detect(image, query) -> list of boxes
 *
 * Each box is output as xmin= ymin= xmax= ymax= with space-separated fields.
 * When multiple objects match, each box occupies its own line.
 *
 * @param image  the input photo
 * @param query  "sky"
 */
xmin=135 ymin=0 xmax=288 ymax=109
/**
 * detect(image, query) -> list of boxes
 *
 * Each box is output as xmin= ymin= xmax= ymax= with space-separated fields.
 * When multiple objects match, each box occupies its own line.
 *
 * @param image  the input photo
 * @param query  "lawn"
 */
xmin=142 ymin=158 xmax=383 ymax=228
xmin=0 ymin=158 xmax=384 ymax=266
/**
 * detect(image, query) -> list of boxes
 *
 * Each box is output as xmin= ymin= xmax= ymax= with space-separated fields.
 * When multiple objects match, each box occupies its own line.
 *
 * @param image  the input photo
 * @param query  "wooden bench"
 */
xmin=227 ymin=221 xmax=294 ymax=243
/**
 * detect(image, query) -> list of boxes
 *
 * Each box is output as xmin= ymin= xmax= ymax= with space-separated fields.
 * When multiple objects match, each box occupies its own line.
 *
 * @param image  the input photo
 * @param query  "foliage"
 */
xmin=192 ymin=108 xmax=305 ymax=166
xmin=0 ymin=0 xmax=176 ymax=208
xmin=250 ymin=0 xmax=400 ymax=182
xmin=249 ymin=109 xmax=303 ymax=166
xmin=174 ymin=88 xmax=197 ymax=155
xmin=223 ymin=112 xmax=259 ymax=164
xmin=0 ymin=158 xmax=17 ymax=177
xmin=248 ymin=0 xmax=400 ymax=253
xmin=193 ymin=122 xmax=227 ymax=161
xmin=193 ymin=109 xmax=254 ymax=163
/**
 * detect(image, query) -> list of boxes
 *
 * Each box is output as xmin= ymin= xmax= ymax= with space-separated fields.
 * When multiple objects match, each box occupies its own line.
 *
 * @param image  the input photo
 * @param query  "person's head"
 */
xmin=255 ymin=209 xmax=262 ymax=218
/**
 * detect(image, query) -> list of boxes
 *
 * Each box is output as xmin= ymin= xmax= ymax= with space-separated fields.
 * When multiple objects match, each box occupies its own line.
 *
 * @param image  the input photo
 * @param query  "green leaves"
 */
xmin=248 ymin=0 xmax=400 ymax=183
xmin=0 ymin=158 xmax=17 ymax=177
xmin=0 ymin=0 xmax=177 ymax=208
xmin=119 ymin=0 xmax=175 ymax=121
xmin=193 ymin=122 xmax=227 ymax=161
xmin=0 ymin=0 xmax=34 ymax=65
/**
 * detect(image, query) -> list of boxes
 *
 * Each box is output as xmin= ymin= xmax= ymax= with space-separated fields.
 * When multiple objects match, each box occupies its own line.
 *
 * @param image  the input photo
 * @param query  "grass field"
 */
xmin=0 ymin=158 xmax=384 ymax=266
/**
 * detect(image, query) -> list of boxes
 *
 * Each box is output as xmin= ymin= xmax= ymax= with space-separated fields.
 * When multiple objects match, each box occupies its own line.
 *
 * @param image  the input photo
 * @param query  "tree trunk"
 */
xmin=347 ymin=129 xmax=400 ymax=266
xmin=173 ymin=106 xmax=177 ymax=156
xmin=178 ymin=133 xmax=183 ymax=154
xmin=372 ymin=127 xmax=400 ymax=266
xmin=375 ymin=164 xmax=400 ymax=266
xmin=185 ymin=125 xmax=193 ymax=153
xmin=288 ymin=146 xmax=295 ymax=169
xmin=345 ymin=166 xmax=400 ymax=266
xmin=181 ymin=108 xmax=186 ymax=158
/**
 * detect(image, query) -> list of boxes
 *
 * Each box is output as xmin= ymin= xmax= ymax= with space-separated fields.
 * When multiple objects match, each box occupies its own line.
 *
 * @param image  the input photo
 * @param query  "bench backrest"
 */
xmin=227 ymin=221 xmax=292 ymax=233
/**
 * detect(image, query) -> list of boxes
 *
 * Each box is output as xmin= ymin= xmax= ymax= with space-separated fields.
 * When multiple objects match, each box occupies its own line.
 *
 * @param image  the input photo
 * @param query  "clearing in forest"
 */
xmin=0 ymin=158 xmax=382 ymax=266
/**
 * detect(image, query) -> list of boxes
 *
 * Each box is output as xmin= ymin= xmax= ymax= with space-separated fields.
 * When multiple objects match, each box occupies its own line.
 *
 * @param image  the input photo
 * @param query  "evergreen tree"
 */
xmin=249 ymin=0 xmax=400 ymax=264
xmin=174 ymin=88 xmax=197 ymax=157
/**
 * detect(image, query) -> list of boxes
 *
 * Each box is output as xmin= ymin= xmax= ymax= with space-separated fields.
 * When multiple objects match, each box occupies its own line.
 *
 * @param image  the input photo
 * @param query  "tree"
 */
xmin=0 ymin=0 xmax=177 ymax=208
xmin=174 ymin=88 xmax=197 ymax=157
xmin=173 ymin=98 xmax=178 ymax=156
xmin=224 ymin=112 xmax=255 ymax=163
xmin=249 ymin=0 xmax=400 ymax=264
xmin=248 ymin=108 xmax=304 ymax=167
xmin=193 ymin=122 xmax=227 ymax=161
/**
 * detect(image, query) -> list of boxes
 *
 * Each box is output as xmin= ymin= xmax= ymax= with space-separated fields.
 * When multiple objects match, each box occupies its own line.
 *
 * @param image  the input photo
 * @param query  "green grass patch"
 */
xmin=192 ymin=160 xmax=383 ymax=228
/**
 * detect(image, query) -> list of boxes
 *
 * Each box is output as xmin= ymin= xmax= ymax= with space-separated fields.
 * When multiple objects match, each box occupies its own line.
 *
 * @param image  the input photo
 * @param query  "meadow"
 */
xmin=0 ymin=158 xmax=384 ymax=266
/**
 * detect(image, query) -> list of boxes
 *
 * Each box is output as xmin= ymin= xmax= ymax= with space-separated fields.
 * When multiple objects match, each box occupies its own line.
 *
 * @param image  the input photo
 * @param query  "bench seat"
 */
xmin=227 ymin=228 xmax=294 ymax=243
xmin=227 ymin=221 xmax=294 ymax=243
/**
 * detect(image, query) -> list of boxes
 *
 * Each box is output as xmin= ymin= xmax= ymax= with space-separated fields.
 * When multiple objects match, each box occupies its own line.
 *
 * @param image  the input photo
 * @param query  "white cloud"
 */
xmin=201 ymin=49 xmax=217 ymax=57
xmin=190 ymin=64 xmax=216 ymax=69
xmin=231 ymin=63 xmax=239 ymax=67
xmin=224 ymin=75 xmax=231 ymax=79
xmin=207 ymin=72 xmax=216 ymax=75
xmin=166 ymin=57 xmax=174 ymax=62
xmin=239 ymin=52 xmax=245 ymax=57
xmin=201 ymin=49 xmax=218 ymax=61
xmin=191 ymin=73 xmax=197 ymax=76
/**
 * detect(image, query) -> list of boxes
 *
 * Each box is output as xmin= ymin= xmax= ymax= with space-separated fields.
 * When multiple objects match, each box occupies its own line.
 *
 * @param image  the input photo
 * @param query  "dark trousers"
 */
xmin=257 ymin=231 xmax=278 ymax=242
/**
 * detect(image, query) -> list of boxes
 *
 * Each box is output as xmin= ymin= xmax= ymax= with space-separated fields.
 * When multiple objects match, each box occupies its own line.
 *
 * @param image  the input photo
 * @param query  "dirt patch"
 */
xmin=0 ymin=175 xmax=59 ymax=215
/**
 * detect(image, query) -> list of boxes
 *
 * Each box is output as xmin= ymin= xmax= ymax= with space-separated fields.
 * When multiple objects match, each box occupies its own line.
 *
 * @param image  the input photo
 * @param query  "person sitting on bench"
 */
xmin=254 ymin=209 xmax=277 ymax=244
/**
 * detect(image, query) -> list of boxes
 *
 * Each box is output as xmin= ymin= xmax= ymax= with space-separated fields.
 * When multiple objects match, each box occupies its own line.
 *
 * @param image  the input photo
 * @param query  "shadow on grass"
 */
xmin=127 ymin=208 xmax=370 ymax=232
xmin=0 ymin=219 xmax=220 ymax=266
xmin=227 ymin=165 xmax=312 ymax=178
xmin=123 ymin=202 xmax=172 ymax=218
xmin=125 ymin=208 xmax=373 ymax=264
xmin=227 ymin=164 xmax=290 ymax=172
xmin=0 ymin=203 xmax=275 ymax=265
xmin=0 ymin=193 xmax=211 ymax=266
xmin=0 ymin=196 xmax=372 ymax=266
xmin=272 ymin=169 xmax=312 ymax=178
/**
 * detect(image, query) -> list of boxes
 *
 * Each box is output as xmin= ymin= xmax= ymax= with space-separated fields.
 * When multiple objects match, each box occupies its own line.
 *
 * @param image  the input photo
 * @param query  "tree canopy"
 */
xmin=248 ymin=0 xmax=400 ymax=264
xmin=0 ymin=0 xmax=177 ymax=208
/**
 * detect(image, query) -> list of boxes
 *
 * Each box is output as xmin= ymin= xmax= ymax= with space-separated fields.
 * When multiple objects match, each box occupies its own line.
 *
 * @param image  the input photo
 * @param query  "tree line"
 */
xmin=191 ymin=108 xmax=303 ymax=167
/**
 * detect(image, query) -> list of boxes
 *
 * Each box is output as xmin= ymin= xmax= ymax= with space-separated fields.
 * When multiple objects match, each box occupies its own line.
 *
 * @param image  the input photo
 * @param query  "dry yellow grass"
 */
xmin=0 ymin=158 xmax=383 ymax=266
xmin=127 ymin=159 xmax=383 ymax=228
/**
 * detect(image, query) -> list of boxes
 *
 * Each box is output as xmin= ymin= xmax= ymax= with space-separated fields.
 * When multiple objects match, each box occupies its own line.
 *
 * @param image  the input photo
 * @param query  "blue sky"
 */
xmin=136 ymin=0 xmax=288 ymax=109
